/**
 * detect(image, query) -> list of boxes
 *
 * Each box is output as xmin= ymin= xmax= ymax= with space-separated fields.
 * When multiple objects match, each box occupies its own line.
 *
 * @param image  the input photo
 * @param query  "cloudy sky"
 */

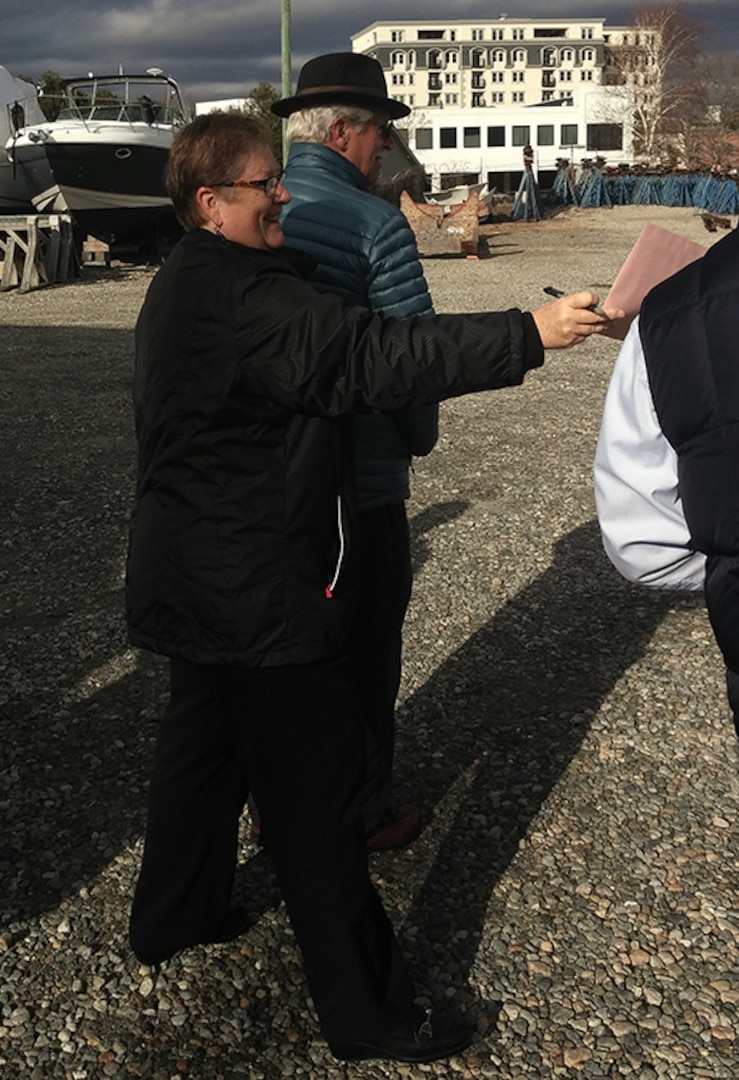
xmin=3 ymin=1 xmax=738 ymax=107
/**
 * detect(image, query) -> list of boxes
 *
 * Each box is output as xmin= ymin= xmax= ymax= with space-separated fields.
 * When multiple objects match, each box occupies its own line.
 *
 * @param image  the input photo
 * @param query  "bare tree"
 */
xmin=606 ymin=2 xmax=706 ymax=162
xmin=246 ymin=81 xmax=283 ymax=165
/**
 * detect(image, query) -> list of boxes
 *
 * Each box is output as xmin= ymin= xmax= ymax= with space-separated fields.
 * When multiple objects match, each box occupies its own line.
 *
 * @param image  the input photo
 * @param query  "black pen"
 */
xmin=544 ymin=285 xmax=605 ymax=315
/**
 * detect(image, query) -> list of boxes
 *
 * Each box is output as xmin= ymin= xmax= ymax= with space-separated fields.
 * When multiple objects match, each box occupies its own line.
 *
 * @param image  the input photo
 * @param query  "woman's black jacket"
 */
xmin=126 ymin=229 xmax=543 ymax=667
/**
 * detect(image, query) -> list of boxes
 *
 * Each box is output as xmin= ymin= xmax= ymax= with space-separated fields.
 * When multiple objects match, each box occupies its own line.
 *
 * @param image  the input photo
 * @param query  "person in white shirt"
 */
xmin=594 ymin=315 xmax=706 ymax=592
xmin=594 ymin=225 xmax=739 ymax=734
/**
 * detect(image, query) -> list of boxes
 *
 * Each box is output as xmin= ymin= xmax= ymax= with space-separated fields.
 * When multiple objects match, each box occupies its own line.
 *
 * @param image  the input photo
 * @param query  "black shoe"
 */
xmin=329 ymin=1007 xmax=473 ymax=1064
xmin=132 ymin=905 xmax=252 ymax=966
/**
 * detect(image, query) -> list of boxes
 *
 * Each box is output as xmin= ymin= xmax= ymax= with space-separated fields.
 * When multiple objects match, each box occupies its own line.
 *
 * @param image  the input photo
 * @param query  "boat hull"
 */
xmin=0 ymin=158 xmax=36 ymax=213
xmin=13 ymin=129 xmax=176 ymax=242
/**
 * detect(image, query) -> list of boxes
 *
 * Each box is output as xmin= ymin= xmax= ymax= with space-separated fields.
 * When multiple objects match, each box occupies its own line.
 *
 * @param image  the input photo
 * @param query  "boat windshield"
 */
xmin=56 ymin=78 xmax=187 ymax=126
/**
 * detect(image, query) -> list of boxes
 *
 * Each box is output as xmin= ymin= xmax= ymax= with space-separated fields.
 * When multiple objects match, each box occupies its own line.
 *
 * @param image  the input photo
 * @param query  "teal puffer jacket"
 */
xmin=281 ymin=142 xmax=439 ymax=511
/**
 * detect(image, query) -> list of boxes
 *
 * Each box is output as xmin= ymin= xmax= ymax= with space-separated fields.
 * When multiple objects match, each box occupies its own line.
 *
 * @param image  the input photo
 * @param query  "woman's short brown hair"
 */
xmin=166 ymin=112 xmax=273 ymax=231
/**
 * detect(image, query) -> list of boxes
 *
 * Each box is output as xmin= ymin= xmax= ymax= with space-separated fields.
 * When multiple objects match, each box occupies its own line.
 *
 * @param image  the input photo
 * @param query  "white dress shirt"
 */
xmin=594 ymin=317 xmax=706 ymax=591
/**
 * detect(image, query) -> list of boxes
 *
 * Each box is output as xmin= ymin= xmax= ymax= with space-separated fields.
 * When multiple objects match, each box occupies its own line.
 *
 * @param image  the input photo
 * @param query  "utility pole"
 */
xmin=281 ymin=0 xmax=291 ymax=163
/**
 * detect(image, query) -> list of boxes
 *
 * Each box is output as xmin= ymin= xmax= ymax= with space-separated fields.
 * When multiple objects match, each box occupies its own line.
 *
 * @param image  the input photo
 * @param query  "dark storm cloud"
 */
xmin=1 ymin=1 xmax=737 ymax=105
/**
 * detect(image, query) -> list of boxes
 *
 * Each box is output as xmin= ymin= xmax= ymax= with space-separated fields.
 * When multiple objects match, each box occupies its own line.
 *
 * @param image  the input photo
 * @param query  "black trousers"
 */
xmin=350 ymin=502 xmax=413 ymax=832
xmin=130 ymin=655 xmax=414 ymax=1043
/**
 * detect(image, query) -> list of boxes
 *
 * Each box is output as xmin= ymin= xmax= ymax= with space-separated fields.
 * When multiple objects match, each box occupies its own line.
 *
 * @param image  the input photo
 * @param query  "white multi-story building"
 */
xmin=352 ymin=17 xmax=635 ymax=110
xmin=352 ymin=17 xmax=637 ymax=191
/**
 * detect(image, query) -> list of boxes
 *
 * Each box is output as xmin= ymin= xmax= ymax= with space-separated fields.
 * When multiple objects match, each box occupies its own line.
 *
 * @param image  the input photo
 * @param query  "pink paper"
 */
xmin=603 ymin=223 xmax=707 ymax=340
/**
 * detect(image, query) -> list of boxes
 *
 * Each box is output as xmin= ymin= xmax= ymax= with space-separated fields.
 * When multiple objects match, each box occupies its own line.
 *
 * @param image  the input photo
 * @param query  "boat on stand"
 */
xmin=0 ymin=65 xmax=47 ymax=213
xmin=5 ymin=69 xmax=191 ymax=246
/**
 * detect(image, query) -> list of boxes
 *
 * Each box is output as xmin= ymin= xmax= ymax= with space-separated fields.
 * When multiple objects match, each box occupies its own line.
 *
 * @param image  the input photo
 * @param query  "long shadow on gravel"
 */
xmin=0 ymin=324 xmax=168 ymax=927
xmin=393 ymin=517 xmax=699 ymax=1004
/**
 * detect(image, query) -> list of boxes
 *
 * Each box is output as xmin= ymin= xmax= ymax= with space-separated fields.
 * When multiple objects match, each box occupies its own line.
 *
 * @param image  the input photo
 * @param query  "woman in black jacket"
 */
xmin=127 ymin=111 xmax=617 ymax=1064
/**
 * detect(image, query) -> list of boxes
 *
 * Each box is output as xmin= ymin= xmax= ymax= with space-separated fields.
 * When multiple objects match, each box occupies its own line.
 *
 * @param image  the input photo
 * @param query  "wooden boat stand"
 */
xmin=0 ymin=214 xmax=78 ymax=292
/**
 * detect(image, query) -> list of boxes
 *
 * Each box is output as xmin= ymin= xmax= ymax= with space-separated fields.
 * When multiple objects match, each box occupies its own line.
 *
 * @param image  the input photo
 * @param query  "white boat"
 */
xmin=0 ymin=65 xmax=47 ymax=213
xmin=6 ymin=70 xmax=190 ymax=242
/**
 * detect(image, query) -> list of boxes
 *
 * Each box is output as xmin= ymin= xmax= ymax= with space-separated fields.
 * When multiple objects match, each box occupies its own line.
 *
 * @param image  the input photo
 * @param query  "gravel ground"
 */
xmin=1 ymin=204 xmax=738 ymax=1079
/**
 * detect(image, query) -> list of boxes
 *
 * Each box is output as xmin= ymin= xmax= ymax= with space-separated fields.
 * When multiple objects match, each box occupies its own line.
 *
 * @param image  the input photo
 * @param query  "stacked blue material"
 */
xmin=513 ymin=170 xmax=545 ymax=220
xmin=541 ymin=167 xmax=738 ymax=214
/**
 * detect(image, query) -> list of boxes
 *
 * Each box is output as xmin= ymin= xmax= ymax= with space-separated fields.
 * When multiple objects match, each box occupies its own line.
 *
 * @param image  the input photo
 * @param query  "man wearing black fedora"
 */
xmin=272 ymin=52 xmax=436 ymax=857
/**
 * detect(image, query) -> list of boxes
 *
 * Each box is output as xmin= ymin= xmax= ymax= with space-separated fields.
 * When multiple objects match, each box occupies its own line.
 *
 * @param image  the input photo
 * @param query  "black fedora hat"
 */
xmin=272 ymin=52 xmax=410 ymax=119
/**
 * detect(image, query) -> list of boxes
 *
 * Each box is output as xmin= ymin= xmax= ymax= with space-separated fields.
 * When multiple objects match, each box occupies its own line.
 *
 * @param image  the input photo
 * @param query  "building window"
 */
xmin=512 ymin=71 xmax=524 ymax=82
xmin=491 ymin=28 xmax=503 ymax=41
xmin=446 ymin=51 xmax=458 ymax=64
xmin=537 ymin=124 xmax=554 ymax=145
xmin=492 ymin=48 xmax=505 ymax=64
xmin=487 ymin=125 xmax=505 ymax=146
xmin=512 ymin=126 xmax=530 ymax=146
xmin=491 ymin=91 xmax=504 ymax=103
xmin=559 ymin=70 xmax=572 ymax=82
xmin=472 ymin=28 xmax=484 ymax=41
xmin=512 ymin=28 xmax=524 ymax=40
xmin=418 ymin=29 xmax=444 ymax=39
xmin=472 ymin=93 xmax=485 ymax=107
xmin=491 ymin=71 xmax=504 ymax=83
xmin=542 ymin=47 xmax=556 ymax=66
xmin=416 ymin=127 xmax=433 ymax=149
xmin=391 ymin=51 xmax=405 ymax=66
xmin=445 ymin=72 xmax=458 ymax=84
xmin=561 ymin=123 xmax=579 ymax=145
xmin=561 ymin=48 xmax=574 ymax=62
xmin=428 ymin=93 xmax=441 ymax=106
xmin=391 ymin=30 xmax=405 ymax=42
xmin=513 ymin=48 xmax=526 ymax=64
xmin=581 ymin=27 xmax=594 ymax=39
xmin=587 ymin=123 xmax=623 ymax=151
xmin=582 ymin=47 xmax=595 ymax=62
xmin=440 ymin=127 xmax=457 ymax=148
xmin=444 ymin=93 xmax=459 ymax=105
xmin=512 ymin=91 xmax=525 ymax=102
xmin=408 ymin=94 xmax=415 ymax=105
xmin=450 ymin=30 xmax=456 ymax=42
xmin=464 ymin=126 xmax=481 ymax=148
xmin=542 ymin=90 xmax=554 ymax=101
xmin=429 ymin=49 xmax=443 ymax=69
xmin=472 ymin=48 xmax=487 ymax=67
xmin=581 ymin=70 xmax=593 ymax=81
xmin=392 ymin=74 xmax=405 ymax=85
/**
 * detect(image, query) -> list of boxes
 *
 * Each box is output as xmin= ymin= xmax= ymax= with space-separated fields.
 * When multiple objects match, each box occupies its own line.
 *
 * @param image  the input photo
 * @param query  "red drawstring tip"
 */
xmin=325 ymin=585 xmax=333 ymax=599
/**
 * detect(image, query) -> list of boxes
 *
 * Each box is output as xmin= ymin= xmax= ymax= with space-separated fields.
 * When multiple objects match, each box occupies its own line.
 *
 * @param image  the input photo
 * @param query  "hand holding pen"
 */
xmin=533 ymin=286 xmax=624 ymax=348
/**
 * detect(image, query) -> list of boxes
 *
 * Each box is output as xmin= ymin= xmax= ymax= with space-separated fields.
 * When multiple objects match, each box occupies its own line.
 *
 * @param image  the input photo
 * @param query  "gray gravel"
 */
xmin=1 ymin=205 xmax=738 ymax=1079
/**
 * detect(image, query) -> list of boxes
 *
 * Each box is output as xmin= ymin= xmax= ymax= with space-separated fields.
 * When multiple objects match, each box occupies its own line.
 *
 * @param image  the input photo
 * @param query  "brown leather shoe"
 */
xmin=367 ymin=806 xmax=422 ymax=852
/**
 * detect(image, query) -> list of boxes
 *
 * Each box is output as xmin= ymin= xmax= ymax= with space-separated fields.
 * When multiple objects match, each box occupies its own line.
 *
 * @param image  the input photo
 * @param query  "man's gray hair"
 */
xmin=285 ymin=105 xmax=375 ymax=147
